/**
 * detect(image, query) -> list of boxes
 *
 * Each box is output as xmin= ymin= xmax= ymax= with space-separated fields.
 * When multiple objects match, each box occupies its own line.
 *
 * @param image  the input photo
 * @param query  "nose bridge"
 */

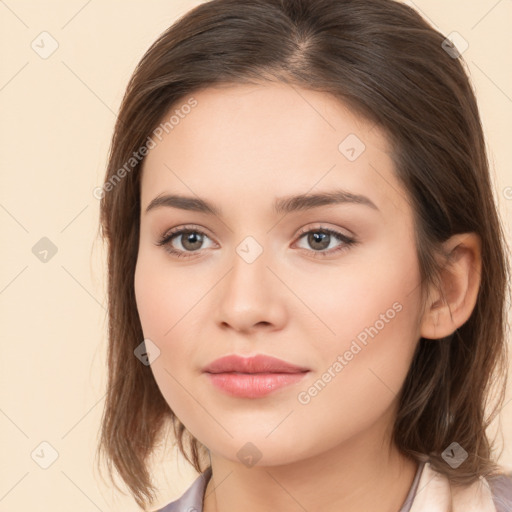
xmin=215 ymin=233 xmax=285 ymax=331
xmin=227 ymin=233 xmax=272 ymax=302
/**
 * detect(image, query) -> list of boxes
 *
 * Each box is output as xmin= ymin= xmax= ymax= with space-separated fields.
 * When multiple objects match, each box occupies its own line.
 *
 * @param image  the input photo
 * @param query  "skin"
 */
xmin=134 ymin=82 xmax=481 ymax=512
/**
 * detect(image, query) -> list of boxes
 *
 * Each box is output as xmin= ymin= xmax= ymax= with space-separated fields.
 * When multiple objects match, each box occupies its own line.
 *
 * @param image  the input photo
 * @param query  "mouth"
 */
xmin=203 ymin=354 xmax=310 ymax=398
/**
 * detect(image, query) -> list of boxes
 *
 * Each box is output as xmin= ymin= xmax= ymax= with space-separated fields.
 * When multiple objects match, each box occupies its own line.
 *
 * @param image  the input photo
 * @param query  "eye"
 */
xmin=155 ymin=226 xmax=215 ymax=258
xmin=294 ymin=226 xmax=357 ymax=258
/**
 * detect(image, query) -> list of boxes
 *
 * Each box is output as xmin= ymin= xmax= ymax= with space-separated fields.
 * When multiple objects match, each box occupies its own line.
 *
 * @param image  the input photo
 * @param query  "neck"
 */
xmin=203 ymin=416 xmax=418 ymax=512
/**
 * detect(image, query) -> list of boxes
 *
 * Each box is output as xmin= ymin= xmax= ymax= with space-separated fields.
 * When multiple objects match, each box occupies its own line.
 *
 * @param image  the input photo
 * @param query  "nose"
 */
xmin=214 ymin=242 xmax=287 ymax=334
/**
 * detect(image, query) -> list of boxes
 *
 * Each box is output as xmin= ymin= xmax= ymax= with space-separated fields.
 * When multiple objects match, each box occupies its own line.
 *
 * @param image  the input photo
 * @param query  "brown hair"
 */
xmin=96 ymin=0 xmax=511 ymax=508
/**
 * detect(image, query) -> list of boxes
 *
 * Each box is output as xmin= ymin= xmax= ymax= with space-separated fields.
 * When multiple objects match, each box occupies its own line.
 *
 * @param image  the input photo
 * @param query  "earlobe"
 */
xmin=420 ymin=233 xmax=482 ymax=340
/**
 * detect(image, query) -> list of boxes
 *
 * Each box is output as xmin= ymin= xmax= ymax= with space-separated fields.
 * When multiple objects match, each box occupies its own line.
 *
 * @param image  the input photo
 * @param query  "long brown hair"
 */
xmin=96 ymin=0 xmax=511 ymax=508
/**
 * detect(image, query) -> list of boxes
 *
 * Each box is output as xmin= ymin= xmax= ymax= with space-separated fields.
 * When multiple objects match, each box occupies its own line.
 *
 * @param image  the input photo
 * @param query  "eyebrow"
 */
xmin=144 ymin=189 xmax=379 ymax=217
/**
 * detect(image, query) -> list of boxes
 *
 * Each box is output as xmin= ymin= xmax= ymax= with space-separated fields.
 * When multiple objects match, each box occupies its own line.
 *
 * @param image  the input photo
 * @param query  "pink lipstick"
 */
xmin=203 ymin=354 xmax=310 ymax=398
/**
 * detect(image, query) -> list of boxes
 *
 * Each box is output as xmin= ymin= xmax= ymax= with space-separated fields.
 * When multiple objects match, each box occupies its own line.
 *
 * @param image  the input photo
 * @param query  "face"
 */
xmin=134 ymin=82 xmax=425 ymax=466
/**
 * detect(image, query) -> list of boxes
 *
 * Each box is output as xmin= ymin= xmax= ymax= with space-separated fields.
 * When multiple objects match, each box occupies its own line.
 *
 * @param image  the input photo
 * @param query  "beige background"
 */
xmin=0 ymin=1 xmax=511 ymax=511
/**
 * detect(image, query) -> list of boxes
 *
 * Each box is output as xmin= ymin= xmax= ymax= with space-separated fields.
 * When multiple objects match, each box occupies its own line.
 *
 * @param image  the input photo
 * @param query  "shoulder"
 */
xmin=486 ymin=470 xmax=512 ymax=512
xmin=155 ymin=467 xmax=212 ymax=512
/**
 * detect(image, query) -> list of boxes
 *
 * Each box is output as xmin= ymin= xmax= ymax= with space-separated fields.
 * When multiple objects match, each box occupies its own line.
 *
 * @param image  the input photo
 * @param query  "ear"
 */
xmin=420 ymin=232 xmax=482 ymax=340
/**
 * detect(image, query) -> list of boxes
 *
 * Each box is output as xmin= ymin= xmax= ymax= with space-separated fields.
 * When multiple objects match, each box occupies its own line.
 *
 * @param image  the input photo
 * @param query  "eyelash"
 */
xmin=155 ymin=224 xmax=357 ymax=259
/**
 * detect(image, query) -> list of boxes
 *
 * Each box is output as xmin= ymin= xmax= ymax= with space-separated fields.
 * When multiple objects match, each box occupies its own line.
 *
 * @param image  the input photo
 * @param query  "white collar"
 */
xmin=410 ymin=461 xmax=497 ymax=512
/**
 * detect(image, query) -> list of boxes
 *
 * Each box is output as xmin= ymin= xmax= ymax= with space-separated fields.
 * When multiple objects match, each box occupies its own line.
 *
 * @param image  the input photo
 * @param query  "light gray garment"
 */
xmin=156 ymin=461 xmax=512 ymax=512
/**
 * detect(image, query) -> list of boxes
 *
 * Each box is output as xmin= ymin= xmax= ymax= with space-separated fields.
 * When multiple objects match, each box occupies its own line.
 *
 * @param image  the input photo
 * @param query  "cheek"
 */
xmin=305 ymin=244 xmax=422 ymax=409
xmin=134 ymin=253 xmax=205 ymax=389
xmin=134 ymin=259 xmax=167 ymax=339
xmin=292 ymin=298 xmax=420 ymax=453
xmin=134 ymin=251 xmax=202 ymax=340
xmin=134 ymin=258 xmax=200 ymax=430
xmin=306 ymin=255 xmax=418 ymax=349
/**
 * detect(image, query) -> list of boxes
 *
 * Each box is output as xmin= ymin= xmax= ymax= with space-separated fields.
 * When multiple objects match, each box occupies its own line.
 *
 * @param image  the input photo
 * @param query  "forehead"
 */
xmin=139 ymin=82 xmax=410 ymax=219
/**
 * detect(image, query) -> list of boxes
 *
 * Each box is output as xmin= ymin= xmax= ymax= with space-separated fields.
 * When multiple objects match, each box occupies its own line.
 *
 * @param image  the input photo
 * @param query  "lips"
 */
xmin=202 ymin=354 xmax=309 ymax=374
xmin=203 ymin=354 xmax=310 ymax=398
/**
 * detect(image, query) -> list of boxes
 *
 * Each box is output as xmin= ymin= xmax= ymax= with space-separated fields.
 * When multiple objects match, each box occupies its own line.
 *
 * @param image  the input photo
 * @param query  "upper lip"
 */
xmin=203 ymin=354 xmax=310 ymax=374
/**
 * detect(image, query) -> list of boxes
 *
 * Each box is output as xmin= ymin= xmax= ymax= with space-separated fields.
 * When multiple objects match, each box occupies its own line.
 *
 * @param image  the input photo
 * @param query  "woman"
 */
xmin=96 ymin=0 xmax=512 ymax=510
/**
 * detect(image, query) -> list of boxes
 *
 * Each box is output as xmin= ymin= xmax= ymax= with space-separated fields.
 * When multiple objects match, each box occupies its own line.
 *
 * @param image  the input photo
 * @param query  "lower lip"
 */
xmin=205 ymin=372 xmax=309 ymax=398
